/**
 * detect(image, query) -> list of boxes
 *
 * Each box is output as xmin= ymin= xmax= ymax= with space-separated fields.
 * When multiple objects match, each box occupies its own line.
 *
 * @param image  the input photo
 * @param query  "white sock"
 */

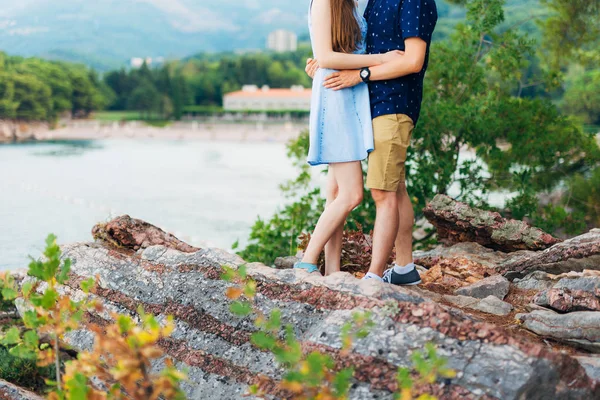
xmin=362 ymin=272 xmax=383 ymax=281
xmin=393 ymin=262 xmax=416 ymax=275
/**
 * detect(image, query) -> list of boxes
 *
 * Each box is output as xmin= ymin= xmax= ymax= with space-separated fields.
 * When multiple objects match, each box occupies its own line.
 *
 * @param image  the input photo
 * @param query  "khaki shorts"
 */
xmin=366 ymin=114 xmax=414 ymax=192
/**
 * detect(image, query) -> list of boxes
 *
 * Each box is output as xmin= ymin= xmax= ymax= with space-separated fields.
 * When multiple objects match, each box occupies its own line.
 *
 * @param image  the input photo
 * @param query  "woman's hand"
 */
xmin=381 ymin=50 xmax=405 ymax=64
xmin=323 ymin=70 xmax=362 ymax=91
xmin=305 ymin=58 xmax=319 ymax=79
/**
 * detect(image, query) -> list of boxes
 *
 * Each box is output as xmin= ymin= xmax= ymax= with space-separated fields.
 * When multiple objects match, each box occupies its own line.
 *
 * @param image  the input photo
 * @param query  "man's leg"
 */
xmin=368 ymin=189 xmax=398 ymax=277
xmin=394 ymin=182 xmax=414 ymax=267
xmin=365 ymin=114 xmax=419 ymax=284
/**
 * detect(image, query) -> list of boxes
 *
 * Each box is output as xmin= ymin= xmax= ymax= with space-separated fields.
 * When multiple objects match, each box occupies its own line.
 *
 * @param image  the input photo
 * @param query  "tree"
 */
xmin=11 ymin=73 xmax=52 ymax=121
xmin=68 ymin=67 xmax=107 ymax=118
xmin=0 ymin=73 xmax=19 ymax=119
xmin=127 ymin=81 xmax=161 ymax=118
xmin=562 ymin=69 xmax=600 ymax=125
xmin=14 ymin=60 xmax=73 ymax=118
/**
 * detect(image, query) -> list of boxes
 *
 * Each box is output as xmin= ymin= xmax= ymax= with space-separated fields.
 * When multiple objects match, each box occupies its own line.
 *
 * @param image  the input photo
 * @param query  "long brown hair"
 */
xmin=330 ymin=0 xmax=361 ymax=54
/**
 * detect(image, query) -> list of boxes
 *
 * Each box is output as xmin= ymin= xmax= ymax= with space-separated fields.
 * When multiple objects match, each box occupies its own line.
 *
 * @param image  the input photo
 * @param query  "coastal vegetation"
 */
xmin=0 ymin=53 xmax=111 ymax=121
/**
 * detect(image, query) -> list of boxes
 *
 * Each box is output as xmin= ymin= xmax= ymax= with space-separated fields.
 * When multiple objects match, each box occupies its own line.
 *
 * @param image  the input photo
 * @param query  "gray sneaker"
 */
xmin=382 ymin=267 xmax=422 ymax=286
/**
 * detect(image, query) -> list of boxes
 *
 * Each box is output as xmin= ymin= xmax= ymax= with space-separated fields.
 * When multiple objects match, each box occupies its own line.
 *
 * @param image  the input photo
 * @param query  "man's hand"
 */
xmin=305 ymin=58 xmax=319 ymax=79
xmin=323 ymin=70 xmax=362 ymax=91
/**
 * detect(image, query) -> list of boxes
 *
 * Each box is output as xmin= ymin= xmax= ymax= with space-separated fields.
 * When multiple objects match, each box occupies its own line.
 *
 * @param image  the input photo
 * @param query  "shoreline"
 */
xmin=1 ymin=120 xmax=307 ymax=144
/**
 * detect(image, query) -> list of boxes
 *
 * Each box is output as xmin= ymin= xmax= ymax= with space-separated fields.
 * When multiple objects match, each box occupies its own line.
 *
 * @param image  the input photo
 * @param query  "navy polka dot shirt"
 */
xmin=364 ymin=0 xmax=438 ymax=125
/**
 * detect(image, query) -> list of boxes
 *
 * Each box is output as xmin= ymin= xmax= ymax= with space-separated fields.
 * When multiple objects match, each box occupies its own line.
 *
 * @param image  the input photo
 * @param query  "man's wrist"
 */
xmin=360 ymin=67 xmax=371 ymax=83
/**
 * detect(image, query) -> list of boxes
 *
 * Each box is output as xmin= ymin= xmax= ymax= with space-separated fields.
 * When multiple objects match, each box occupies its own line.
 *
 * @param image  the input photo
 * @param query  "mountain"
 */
xmin=0 ymin=0 xmax=309 ymax=69
xmin=0 ymin=0 xmax=540 ymax=70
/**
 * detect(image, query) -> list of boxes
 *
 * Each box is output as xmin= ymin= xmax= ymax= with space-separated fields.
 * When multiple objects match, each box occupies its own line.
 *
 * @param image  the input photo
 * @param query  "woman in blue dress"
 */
xmin=295 ymin=0 xmax=402 ymax=276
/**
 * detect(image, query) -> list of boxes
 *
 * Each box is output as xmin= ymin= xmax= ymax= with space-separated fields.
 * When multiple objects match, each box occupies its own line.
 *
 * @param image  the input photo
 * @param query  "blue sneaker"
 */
xmin=294 ymin=262 xmax=320 ymax=274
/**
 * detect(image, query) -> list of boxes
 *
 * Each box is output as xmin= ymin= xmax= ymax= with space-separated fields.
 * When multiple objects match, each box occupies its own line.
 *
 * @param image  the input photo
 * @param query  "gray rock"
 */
xmin=423 ymin=194 xmax=560 ymax=252
xmin=513 ymin=271 xmax=556 ymax=291
xmin=533 ymin=276 xmax=600 ymax=313
xmin=576 ymin=356 xmax=600 ymax=383
xmin=443 ymin=294 xmax=481 ymax=309
xmin=0 ymin=379 xmax=43 ymax=400
xmin=554 ymin=276 xmax=600 ymax=292
xmin=471 ymin=296 xmax=514 ymax=316
xmin=444 ymin=294 xmax=513 ymax=316
xmin=274 ymin=256 xmax=300 ymax=269
xmin=455 ymin=275 xmax=510 ymax=300
xmin=518 ymin=310 xmax=600 ymax=352
xmin=501 ymin=229 xmax=600 ymax=279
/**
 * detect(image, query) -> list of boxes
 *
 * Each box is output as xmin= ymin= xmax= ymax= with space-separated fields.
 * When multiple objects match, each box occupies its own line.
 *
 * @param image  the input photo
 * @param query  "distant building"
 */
xmin=267 ymin=30 xmax=298 ymax=53
xmin=224 ymin=85 xmax=311 ymax=111
xmin=130 ymin=56 xmax=165 ymax=68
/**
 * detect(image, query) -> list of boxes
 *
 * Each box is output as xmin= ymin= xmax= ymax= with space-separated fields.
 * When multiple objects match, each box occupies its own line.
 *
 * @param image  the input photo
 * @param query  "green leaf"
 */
xmin=220 ymin=266 xmax=236 ymax=282
xmin=117 ymin=315 xmax=134 ymax=334
xmin=251 ymin=331 xmax=277 ymax=350
xmin=28 ymin=259 xmax=47 ymax=281
xmin=21 ymin=282 xmax=34 ymax=298
xmin=57 ymin=258 xmax=71 ymax=284
xmin=397 ymin=367 xmax=413 ymax=390
xmin=1 ymin=287 xmax=18 ymax=301
xmin=333 ymin=368 xmax=354 ymax=397
xmin=9 ymin=345 xmax=37 ymax=360
xmin=23 ymin=330 xmax=40 ymax=349
xmin=22 ymin=310 xmax=42 ymax=329
xmin=266 ymin=309 xmax=282 ymax=332
xmin=65 ymin=372 xmax=89 ymax=400
xmin=1 ymin=327 xmax=21 ymax=345
xmin=45 ymin=234 xmax=57 ymax=248
xmin=40 ymin=288 xmax=59 ymax=309
xmin=238 ymin=265 xmax=248 ymax=279
xmin=80 ymin=277 xmax=95 ymax=294
xmin=229 ymin=301 xmax=252 ymax=317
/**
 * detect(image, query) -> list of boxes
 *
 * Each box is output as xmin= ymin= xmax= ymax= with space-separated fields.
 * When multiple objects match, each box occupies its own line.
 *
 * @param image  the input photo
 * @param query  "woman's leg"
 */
xmin=324 ymin=170 xmax=344 ymax=275
xmin=302 ymin=162 xmax=364 ymax=265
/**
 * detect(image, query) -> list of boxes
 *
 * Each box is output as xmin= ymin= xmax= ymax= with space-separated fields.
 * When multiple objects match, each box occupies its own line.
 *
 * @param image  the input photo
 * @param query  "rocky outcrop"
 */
xmin=518 ymin=310 xmax=600 ymax=352
xmin=423 ymin=195 xmax=560 ymax=252
xmin=455 ymin=275 xmax=510 ymax=300
xmin=91 ymin=215 xmax=199 ymax=253
xmin=0 ymin=379 xmax=43 ymax=400
xmin=499 ymin=229 xmax=600 ymax=279
xmin=33 ymin=216 xmax=598 ymax=400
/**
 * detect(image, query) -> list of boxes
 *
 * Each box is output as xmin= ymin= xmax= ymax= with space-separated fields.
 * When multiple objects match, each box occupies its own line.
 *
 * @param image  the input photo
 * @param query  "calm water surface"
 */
xmin=0 ymin=139 xmax=297 ymax=270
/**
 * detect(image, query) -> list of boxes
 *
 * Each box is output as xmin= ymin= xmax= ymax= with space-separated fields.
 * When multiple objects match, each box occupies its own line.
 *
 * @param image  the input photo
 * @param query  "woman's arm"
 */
xmin=312 ymin=0 xmax=384 ymax=70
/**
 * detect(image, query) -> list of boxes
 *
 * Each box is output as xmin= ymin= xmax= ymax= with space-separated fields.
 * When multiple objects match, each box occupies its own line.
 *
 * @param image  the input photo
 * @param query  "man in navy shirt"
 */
xmin=307 ymin=0 xmax=438 ymax=285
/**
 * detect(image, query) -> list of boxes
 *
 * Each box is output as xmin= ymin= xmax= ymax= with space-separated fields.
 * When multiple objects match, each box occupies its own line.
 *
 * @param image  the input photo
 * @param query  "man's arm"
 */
xmin=323 ymin=38 xmax=427 ymax=90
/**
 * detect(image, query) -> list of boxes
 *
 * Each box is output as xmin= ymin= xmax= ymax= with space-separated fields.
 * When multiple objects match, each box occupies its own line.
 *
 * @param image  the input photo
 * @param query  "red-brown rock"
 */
xmin=92 ymin=215 xmax=199 ymax=253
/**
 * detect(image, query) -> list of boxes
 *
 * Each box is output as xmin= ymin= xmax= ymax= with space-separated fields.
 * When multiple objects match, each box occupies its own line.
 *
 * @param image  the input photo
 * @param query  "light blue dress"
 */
xmin=307 ymin=1 xmax=374 ymax=166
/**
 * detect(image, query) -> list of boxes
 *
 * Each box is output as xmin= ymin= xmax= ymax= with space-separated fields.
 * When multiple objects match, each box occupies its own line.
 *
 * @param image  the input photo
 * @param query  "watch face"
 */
xmin=361 ymin=70 xmax=369 ymax=79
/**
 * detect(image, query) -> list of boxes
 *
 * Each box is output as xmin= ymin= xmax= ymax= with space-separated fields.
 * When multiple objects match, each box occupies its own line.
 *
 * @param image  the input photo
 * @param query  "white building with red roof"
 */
xmin=223 ymin=85 xmax=312 ymax=112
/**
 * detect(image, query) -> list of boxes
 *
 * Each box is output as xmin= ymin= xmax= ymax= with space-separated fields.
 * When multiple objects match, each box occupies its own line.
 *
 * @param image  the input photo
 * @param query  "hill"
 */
xmin=0 ymin=0 xmax=543 ymax=70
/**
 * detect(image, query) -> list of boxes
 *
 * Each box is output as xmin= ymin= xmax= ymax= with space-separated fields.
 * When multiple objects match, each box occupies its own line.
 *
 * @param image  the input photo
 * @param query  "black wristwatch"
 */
xmin=360 ymin=67 xmax=371 ymax=83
